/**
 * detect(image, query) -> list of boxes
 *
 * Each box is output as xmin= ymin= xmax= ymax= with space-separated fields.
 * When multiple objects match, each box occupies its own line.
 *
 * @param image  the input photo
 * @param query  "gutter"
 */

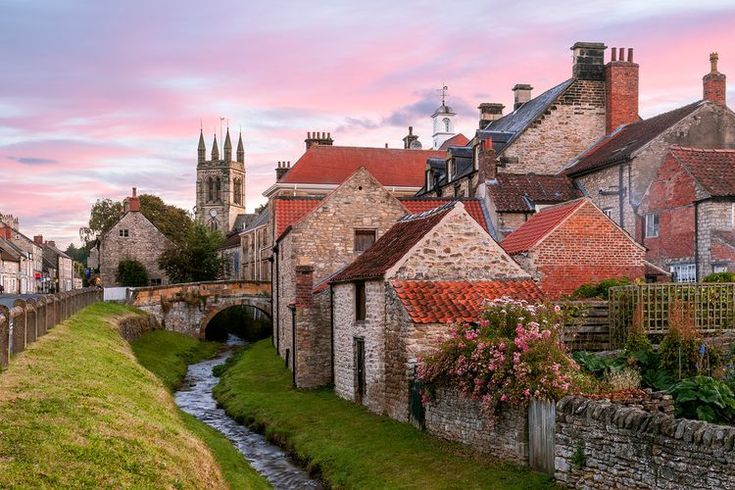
xmin=330 ymin=284 xmax=335 ymax=384
xmin=273 ymin=243 xmax=280 ymax=354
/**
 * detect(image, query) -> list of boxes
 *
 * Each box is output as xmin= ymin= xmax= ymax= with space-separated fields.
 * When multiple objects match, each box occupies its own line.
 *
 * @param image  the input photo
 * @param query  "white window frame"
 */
xmin=670 ymin=263 xmax=696 ymax=283
xmin=714 ymin=264 xmax=728 ymax=274
xmin=603 ymin=208 xmax=614 ymax=219
xmin=645 ymin=213 xmax=659 ymax=238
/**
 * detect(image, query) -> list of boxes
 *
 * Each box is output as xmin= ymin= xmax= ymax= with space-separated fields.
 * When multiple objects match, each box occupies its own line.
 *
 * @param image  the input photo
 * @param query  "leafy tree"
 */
xmin=116 ymin=259 xmax=149 ymax=287
xmin=64 ymin=243 xmax=92 ymax=266
xmin=158 ymin=223 xmax=225 ymax=283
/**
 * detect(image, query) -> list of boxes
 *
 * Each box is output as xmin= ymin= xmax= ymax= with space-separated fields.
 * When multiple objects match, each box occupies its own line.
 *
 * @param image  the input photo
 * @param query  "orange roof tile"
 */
xmin=669 ymin=146 xmax=735 ymax=197
xmin=392 ymin=280 xmax=543 ymax=324
xmin=400 ymin=198 xmax=490 ymax=233
xmin=279 ymin=145 xmax=445 ymax=187
xmin=439 ymin=133 xmax=470 ymax=150
xmin=501 ymin=198 xmax=587 ymax=255
xmin=273 ymin=197 xmax=321 ymax=238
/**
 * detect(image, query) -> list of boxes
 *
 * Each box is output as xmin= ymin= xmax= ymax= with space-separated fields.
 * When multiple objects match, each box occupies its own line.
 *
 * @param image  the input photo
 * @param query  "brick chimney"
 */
xmin=33 ymin=235 xmax=43 ymax=245
xmin=294 ymin=263 xmax=314 ymax=307
xmin=512 ymin=84 xmax=533 ymax=110
xmin=571 ymin=42 xmax=607 ymax=81
xmin=276 ymin=161 xmax=291 ymax=181
xmin=123 ymin=187 xmax=141 ymax=213
xmin=703 ymin=52 xmax=727 ymax=106
xmin=478 ymin=103 xmax=504 ymax=129
xmin=304 ymin=131 xmax=334 ymax=150
xmin=477 ymin=136 xmax=497 ymax=182
xmin=605 ymin=47 xmax=640 ymax=133
xmin=0 ymin=225 xmax=11 ymax=240
xmin=47 ymin=240 xmax=56 ymax=248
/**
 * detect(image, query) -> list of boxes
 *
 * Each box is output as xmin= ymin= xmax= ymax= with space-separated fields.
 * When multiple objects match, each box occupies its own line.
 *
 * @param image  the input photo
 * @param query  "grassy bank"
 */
xmin=0 ymin=303 xmax=227 ymax=488
xmin=132 ymin=330 xmax=270 ymax=489
xmin=214 ymin=339 xmax=558 ymax=489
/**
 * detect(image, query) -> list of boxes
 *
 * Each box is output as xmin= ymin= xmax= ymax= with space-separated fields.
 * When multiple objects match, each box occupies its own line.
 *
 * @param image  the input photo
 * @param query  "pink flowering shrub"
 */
xmin=417 ymin=297 xmax=578 ymax=421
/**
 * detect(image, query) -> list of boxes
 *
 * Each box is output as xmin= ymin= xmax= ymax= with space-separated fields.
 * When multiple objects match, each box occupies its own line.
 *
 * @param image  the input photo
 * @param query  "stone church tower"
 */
xmin=195 ymin=128 xmax=246 ymax=233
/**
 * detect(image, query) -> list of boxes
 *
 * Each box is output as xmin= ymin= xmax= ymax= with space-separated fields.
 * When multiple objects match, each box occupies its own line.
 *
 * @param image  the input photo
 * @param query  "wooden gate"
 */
xmin=408 ymin=367 xmax=425 ymax=429
xmin=528 ymin=399 xmax=555 ymax=475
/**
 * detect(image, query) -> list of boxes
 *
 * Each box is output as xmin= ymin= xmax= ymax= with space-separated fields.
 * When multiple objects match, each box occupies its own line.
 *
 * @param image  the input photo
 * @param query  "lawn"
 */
xmin=214 ymin=338 xmax=559 ymax=489
xmin=0 ymin=302 xmax=227 ymax=488
xmin=132 ymin=329 xmax=270 ymax=489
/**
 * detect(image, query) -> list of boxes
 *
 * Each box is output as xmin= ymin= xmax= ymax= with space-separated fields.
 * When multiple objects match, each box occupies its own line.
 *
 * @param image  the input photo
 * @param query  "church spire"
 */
xmin=197 ymin=129 xmax=206 ymax=164
xmin=211 ymin=133 xmax=219 ymax=161
xmin=237 ymin=131 xmax=244 ymax=164
xmin=223 ymin=127 xmax=232 ymax=162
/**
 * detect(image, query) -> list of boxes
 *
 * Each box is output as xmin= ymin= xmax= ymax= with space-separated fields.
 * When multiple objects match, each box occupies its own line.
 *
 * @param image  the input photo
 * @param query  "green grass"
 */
xmin=132 ymin=329 xmax=270 ymax=489
xmin=214 ymin=339 xmax=559 ymax=489
xmin=0 ymin=303 xmax=228 ymax=488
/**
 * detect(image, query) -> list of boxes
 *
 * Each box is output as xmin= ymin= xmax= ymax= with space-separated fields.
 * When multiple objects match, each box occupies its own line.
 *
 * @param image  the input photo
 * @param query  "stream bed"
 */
xmin=173 ymin=335 xmax=323 ymax=489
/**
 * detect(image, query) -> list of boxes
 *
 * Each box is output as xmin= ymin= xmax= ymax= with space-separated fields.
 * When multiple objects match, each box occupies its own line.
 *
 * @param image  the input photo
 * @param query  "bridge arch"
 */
xmin=199 ymin=301 xmax=272 ymax=340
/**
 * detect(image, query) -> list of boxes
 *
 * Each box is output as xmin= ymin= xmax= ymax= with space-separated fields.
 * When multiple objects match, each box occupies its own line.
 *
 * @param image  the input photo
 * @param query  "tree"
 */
xmin=158 ymin=223 xmax=225 ymax=283
xmin=116 ymin=259 xmax=149 ymax=287
xmin=80 ymin=198 xmax=123 ymax=244
xmin=64 ymin=243 xmax=90 ymax=266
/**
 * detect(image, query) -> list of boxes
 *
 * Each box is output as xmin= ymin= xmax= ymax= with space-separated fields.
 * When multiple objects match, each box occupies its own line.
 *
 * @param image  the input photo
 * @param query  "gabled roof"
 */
xmin=487 ymin=173 xmax=581 ymax=212
xmin=669 ymin=147 xmax=735 ymax=198
xmin=233 ymin=213 xmax=256 ymax=232
xmin=439 ymin=133 xmax=470 ymax=150
xmin=243 ymin=207 xmax=270 ymax=232
xmin=401 ymin=198 xmax=490 ymax=233
xmin=331 ymin=205 xmax=453 ymax=283
xmin=278 ymin=145 xmax=445 ymax=187
xmin=501 ymin=198 xmax=587 ymax=255
xmin=42 ymin=242 xmax=71 ymax=260
xmin=273 ymin=197 xmax=322 ymax=238
xmin=391 ymin=279 xmax=543 ymax=324
xmin=481 ymin=79 xmax=575 ymax=154
xmin=219 ymin=233 xmax=241 ymax=250
xmin=0 ymin=238 xmax=22 ymax=262
xmin=563 ymin=101 xmax=704 ymax=176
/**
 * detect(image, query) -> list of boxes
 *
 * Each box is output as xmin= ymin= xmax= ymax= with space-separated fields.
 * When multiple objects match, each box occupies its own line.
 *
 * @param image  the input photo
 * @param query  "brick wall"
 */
xmin=696 ymin=200 xmax=734 ymax=278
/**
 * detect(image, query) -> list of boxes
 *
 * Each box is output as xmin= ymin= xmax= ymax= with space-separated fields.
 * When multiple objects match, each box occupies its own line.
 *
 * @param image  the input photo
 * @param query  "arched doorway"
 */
xmin=202 ymin=304 xmax=272 ymax=342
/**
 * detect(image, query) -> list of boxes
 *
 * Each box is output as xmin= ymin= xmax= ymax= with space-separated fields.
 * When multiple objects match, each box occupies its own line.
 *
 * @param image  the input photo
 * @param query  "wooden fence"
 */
xmin=562 ymin=301 xmax=610 ymax=351
xmin=0 ymin=288 xmax=102 ymax=369
xmin=609 ymin=283 xmax=735 ymax=347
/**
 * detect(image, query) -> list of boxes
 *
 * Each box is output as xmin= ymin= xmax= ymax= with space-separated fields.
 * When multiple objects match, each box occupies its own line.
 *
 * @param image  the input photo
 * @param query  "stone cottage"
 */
xmin=0 ymin=216 xmax=43 ymax=292
xmin=639 ymin=146 xmax=735 ymax=281
xmin=501 ymin=198 xmax=650 ymax=299
xmin=563 ymin=53 xmax=735 ymax=238
xmin=329 ymin=202 xmax=540 ymax=421
xmin=38 ymin=237 xmax=73 ymax=292
xmin=0 ymin=238 xmax=22 ymax=293
xmin=96 ymin=188 xmax=172 ymax=287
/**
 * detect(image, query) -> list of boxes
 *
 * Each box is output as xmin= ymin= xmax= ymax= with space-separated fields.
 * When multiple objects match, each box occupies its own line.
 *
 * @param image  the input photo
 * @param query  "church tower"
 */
xmin=195 ymin=127 xmax=246 ymax=233
xmin=432 ymin=85 xmax=457 ymax=149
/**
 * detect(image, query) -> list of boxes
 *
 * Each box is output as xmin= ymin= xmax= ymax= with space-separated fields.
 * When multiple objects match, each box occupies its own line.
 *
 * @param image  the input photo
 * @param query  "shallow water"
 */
xmin=173 ymin=335 xmax=323 ymax=489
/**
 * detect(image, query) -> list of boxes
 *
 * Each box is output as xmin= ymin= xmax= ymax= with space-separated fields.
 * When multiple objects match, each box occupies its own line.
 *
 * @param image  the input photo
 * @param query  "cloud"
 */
xmin=7 ymin=156 xmax=58 ymax=165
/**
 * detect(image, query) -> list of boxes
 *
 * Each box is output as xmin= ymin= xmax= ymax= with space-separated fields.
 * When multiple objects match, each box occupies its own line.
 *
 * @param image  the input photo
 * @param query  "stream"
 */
xmin=173 ymin=335 xmax=323 ymax=489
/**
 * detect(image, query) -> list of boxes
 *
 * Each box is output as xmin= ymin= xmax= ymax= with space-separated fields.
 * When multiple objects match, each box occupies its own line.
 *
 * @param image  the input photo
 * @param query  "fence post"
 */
xmin=25 ymin=299 xmax=37 ymax=345
xmin=0 ymin=306 xmax=9 ymax=368
xmin=11 ymin=301 xmax=26 ymax=354
xmin=37 ymin=297 xmax=47 ymax=337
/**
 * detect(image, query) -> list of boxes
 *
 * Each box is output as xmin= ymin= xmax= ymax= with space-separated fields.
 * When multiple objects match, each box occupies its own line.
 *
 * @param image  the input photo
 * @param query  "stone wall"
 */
xmin=556 ymin=395 xmax=735 ymax=489
xmin=697 ymin=200 xmax=733 ymax=279
xmin=294 ymin=287 xmax=332 ymax=388
xmin=117 ymin=313 xmax=160 ymax=342
xmin=424 ymin=388 xmax=529 ymax=464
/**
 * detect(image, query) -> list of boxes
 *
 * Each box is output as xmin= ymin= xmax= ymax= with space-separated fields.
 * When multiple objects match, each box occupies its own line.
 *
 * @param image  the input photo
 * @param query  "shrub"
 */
xmin=570 ymin=277 xmax=632 ymax=300
xmin=418 ymin=298 xmax=578 ymax=423
xmin=624 ymin=303 xmax=653 ymax=356
xmin=703 ymin=272 xmax=735 ymax=283
xmin=604 ymin=367 xmax=642 ymax=391
xmin=669 ymin=376 xmax=735 ymax=423
xmin=116 ymin=259 xmax=149 ymax=287
xmin=659 ymin=300 xmax=701 ymax=380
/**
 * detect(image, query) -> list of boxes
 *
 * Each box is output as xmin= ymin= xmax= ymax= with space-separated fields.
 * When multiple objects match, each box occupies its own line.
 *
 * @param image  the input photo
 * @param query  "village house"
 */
xmin=328 ymin=202 xmax=540 ymax=421
xmin=639 ymin=147 xmax=735 ymax=281
xmin=501 ymin=198 xmax=656 ymax=299
xmin=218 ymin=232 xmax=243 ymax=280
xmin=239 ymin=208 xmax=271 ymax=282
xmin=94 ymin=188 xmax=172 ymax=287
xmin=0 ymin=239 xmax=22 ymax=293
xmin=563 ymin=53 xmax=735 ymax=238
xmin=37 ymin=237 xmax=73 ymax=292
xmin=0 ymin=215 xmax=44 ymax=292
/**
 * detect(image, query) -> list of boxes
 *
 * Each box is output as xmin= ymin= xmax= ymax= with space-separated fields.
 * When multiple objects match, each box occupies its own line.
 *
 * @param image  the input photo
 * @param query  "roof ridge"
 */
xmin=398 ymin=201 xmax=456 ymax=222
xmin=310 ymin=144 xmax=444 ymax=153
xmin=671 ymin=145 xmax=735 ymax=154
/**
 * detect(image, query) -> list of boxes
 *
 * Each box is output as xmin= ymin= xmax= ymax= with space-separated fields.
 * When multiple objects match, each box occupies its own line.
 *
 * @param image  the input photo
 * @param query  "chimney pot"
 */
xmin=132 ymin=187 xmax=137 ymax=197
xmin=628 ymin=48 xmax=633 ymax=62
xmin=611 ymin=47 xmax=617 ymax=62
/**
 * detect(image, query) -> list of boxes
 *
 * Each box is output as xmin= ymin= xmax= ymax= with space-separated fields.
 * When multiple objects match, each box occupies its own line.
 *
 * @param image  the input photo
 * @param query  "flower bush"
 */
xmin=417 ymin=297 xmax=579 ymax=421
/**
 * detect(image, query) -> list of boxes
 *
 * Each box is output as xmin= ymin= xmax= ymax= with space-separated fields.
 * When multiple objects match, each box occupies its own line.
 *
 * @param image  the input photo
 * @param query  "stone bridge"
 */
xmin=129 ymin=280 xmax=271 ymax=338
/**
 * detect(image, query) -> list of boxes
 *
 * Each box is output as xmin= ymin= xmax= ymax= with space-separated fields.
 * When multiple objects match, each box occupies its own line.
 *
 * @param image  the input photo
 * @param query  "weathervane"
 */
xmin=438 ymin=84 xmax=449 ymax=106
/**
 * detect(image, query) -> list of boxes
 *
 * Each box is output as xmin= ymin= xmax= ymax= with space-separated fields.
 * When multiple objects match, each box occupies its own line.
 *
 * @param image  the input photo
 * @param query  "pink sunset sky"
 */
xmin=1 ymin=0 xmax=734 ymax=249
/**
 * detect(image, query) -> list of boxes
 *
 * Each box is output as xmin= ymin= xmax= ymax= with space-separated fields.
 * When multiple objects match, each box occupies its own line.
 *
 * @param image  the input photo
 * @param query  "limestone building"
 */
xmin=195 ymin=128 xmax=247 ymax=233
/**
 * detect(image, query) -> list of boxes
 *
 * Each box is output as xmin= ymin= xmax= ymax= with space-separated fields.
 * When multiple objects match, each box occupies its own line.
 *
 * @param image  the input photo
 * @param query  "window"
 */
xmin=714 ymin=264 xmax=728 ymax=274
xmin=354 ymin=229 xmax=376 ymax=253
xmin=670 ymin=263 xmax=696 ymax=283
xmin=603 ymin=208 xmax=614 ymax=219
xmin=355 ymin=281 xmax=366 ymax=321
xmin=118 ymin=229 xmax=129 ymax=237
xmin=443 ymin=117 xmax=451 ymax=132
xmin=207 ymin=177 xmax=214 ymax=202
xmin=645 ymin=213 xmax=659 ymax=238
xmin=233 ymin=177 xmax=243 ymax=205
xmin=149 ymin=278 xmax=162 ymax=286
xmin=215 ymin=177 xmax=222 ymax=202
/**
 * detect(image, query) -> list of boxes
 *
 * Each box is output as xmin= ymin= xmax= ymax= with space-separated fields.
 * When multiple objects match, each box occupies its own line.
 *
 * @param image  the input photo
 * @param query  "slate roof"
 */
xmin=669 ymin=147 xmax=735 ymax=198
xmin=273 ymin=197 xmax=322 ymax=238
xmin=487 ymin=173 xmax=581 ymax=212
xmin=219 ymin=233 xmax=241 ymax=250
xmin=0 ymin=238 xmax=22 ymax=262
xmin=233 ymin=213 xmax=255 ymax=232
xmin=563 ymin=101 xmax=704 ymax=176
xmin=330 ymin=205 xmax=453 ymax=283
xmin=278 ymin=145 xmax=445 ymax=188
xmin=501 ymin=198 xmax=588 ymax=255
xmin=400 ymin=198 xmax=491 ymax=233
xmin=417 ymin=146 xmax=475 ymax=194
xmin=391 ymin=280 xmax=543 ymax=324
xmin=439 ymin=133 xmax=470 ymax=150
xmin=243 ymin=207 xmax=270 ymax=232
xmin=480 ymin=79 xmax=575 ymax=154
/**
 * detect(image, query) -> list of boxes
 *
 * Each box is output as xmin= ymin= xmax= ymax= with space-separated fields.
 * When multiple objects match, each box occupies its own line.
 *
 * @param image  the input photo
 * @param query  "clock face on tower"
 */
xmin=209 ymin=208 xmax=218 ymax=217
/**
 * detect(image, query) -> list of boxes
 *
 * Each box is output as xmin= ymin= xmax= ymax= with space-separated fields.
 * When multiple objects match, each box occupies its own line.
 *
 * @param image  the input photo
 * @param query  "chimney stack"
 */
xmin=47 ymin=241 xmax=56 ymax=248
xmin=402 ymin=126 xmax=421 ymax=149
xmin=33 ymin=235 xmax=43 ymax=245
xmin=304 ymin=131 xmax=334 ymax=150
xmin=605 ymin=46 xmax=640 ymax=133
xmin=124 ymin=187 xmax=141 ymax=213
xmin=0 ymin=225 xmax=11 ymax=240
xmin=276 ymin=161 xmax=291 ymax=181
xmin=477 ymin=135 xmax=497 ymax=182
xmin=512 ymin=84 xmax=533 ymax=110
xmin=703 ymin=52 xmax=727 ymax=106
xmin=571 ymin=42 xmax=607 ymax=81
xmin=294 ymin=262 xmax=314 ymax=307
xmin=478 ymin=103 xmax=505 ymax=128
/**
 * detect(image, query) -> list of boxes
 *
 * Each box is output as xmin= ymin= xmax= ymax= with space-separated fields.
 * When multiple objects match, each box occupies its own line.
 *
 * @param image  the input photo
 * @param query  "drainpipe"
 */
xmin=618 ymin=164 xmax=625 ymax=230
xmin=289 ymin=303 xmax=296 ymax=387
xmin=695 ymin=201 xmax=700 ymax=281
xmin=330 ymin=283 xmax=335 ymax=384
xmin=273 ymin=243 xmax=279 ymax=354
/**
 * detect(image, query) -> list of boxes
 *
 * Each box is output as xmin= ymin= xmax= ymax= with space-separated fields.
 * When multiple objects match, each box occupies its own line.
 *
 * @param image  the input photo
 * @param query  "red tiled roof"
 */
xmin=439 ymin=133 xmax=470 ymax=150
xmin=501 ymin=198 xmax=587 ymax=255
xmin=563 ymin=101 xmax=703 ymax=176
xmin=670 ymin=147 xmax=735 ymax=197
xmin=273 ymin=197 xmax=322 ymax=238
xmin=279 ymin=145 xmax=445 ymax=187
xmin=331 ymin=207 xmax=452 ymax=283
xmin=400 ymin=198 xmax=490 ymax=233
xmin=487 ymin=173 xmax=581 ymax=212
xmin=392 ymin=280 xmax=543 ymax=324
